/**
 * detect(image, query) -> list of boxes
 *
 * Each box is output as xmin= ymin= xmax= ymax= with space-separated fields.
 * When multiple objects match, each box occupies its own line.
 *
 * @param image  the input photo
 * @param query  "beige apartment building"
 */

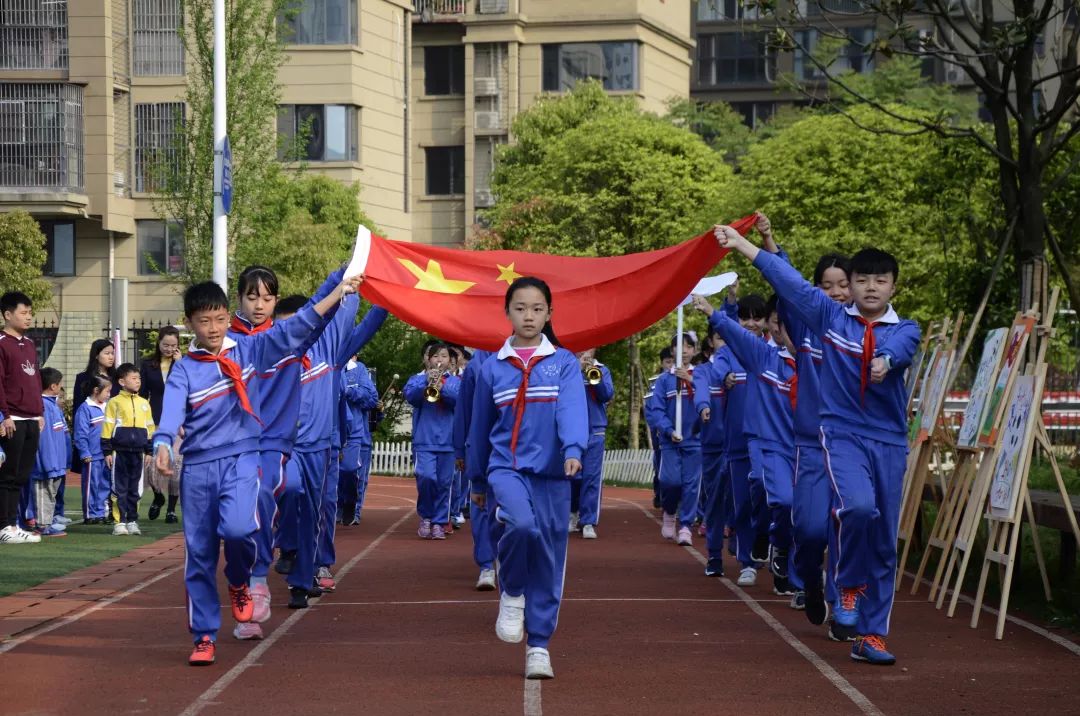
xmin=0 ymin=0 xmax=692 ymax=377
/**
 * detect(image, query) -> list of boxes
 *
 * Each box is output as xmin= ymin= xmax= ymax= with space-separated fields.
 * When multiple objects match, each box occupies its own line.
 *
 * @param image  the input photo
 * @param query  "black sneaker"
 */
xmin=148 ymin=493 xmax=166 ymax=521
xmin=790 ymin=590 xmax=807 ymax=610
xmin=751 ymin=535 xmax=770 ymax=565
xmin=165 ymin=513 xmax=178 ymax=524
xmin=275 ymin=550 xmax=297 ymax=575
xmin=768 ymin=546 xmax=789 ymax=579
xmin=828 ymin=620 xmax=858 ymax=642
xmin=652 ymin=495 xmax=662 ymax=509
xmin=805 ymin=584 xmax=829 ymax=625
xmin=288 ymin=586 xmax=309 ymax=609
xmin=772 ymin=575 xmax=796 ymax=597
xmin=704 ymin=557 xmax=724 ymax=578
xmin=307 ymin=580 xmax=324 ymax=598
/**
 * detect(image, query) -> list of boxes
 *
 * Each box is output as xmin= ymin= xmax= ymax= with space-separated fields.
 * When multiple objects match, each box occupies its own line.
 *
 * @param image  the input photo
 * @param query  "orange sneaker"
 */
xmin=189 ymin=636 xmax=216 ymax=666
xmin=229 ymin=584 xmax=254 ymax=623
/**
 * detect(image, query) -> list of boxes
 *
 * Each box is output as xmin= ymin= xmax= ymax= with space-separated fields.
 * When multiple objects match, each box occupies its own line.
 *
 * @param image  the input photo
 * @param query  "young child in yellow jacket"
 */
xmin=102 ymin=363 xmax=155 ymax=535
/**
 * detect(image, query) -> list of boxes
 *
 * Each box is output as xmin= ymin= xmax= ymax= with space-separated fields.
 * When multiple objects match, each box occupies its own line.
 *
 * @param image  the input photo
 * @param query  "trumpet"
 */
xmin=584 ymin=365 xmax=603 ymax=385
xmin=424 ymin=369 xmax=445 ymax=403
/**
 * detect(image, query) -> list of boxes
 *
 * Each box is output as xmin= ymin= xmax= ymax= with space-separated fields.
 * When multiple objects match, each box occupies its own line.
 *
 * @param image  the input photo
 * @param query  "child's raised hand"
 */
xmin=713 ymin=225 xmax=759 ymax=260
xmin=155 ymin=444 xmax=174 ymax=476
xmin=674 ymin=367 xmax=692 ymax=382
xmin=691 ymin=294 xmax=714 ymax=316
xmin=340 ymin=274 xmax=364 ymax=296
xmin=755 ymin=213 xmax=773 ymax=240
xmin=870 ymin=356 xmax=889 ymax=384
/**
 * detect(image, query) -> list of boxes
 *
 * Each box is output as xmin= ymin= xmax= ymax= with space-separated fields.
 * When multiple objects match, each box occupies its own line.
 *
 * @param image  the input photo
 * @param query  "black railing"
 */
xmin=102 ymin=319 xmax=181 ymax=365
xmin=28 ymin=318 xmax=58 ymax=367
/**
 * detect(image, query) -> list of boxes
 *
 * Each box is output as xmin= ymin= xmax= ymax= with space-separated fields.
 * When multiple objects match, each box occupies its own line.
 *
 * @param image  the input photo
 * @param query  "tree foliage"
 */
xmin=0 ymin=210 xmax=52 ymax=308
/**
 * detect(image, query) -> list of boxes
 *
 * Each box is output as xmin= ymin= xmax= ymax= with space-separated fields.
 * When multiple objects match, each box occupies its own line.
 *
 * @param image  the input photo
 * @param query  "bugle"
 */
xmin=585 ymin=365 xmax=603 ymax=385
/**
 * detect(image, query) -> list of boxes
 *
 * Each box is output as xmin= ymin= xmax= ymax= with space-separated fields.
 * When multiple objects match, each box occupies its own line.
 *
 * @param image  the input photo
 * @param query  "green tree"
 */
xmin=664 ymin=97 xmax=752 ymax=164
xmin=0 ymin=210 xmax=51 ymax=308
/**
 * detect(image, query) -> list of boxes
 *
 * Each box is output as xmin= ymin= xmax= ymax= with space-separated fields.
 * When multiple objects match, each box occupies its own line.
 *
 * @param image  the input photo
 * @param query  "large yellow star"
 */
xmin=495 ymin=262 xmax=523 ymax=285
xmin=398 ymin=258 xmax=476 ymax=294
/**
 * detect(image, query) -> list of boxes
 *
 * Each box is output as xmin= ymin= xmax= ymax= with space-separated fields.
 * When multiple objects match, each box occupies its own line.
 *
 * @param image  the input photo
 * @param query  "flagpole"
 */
xmin=674 ymin=305 xmax=684 ymax=440
xmin=211 ymin=0 xmax=228 ymax=291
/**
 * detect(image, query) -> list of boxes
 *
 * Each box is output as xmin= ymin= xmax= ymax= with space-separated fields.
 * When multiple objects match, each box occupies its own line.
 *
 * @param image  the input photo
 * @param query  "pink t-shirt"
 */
xmin=514 ymin=346 xmax=538 ymax=364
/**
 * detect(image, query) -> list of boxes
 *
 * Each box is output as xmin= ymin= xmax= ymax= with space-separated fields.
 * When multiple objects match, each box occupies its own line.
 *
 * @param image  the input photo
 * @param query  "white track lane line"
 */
xmin=524 ymin=678 xmax=542 ymax=716
xmin=611 ymin=497 xmax=884 ymax=716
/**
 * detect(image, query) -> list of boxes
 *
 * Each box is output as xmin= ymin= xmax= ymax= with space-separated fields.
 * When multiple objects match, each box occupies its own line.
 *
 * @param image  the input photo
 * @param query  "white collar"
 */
xmin=88 ymin=397 xmax=108 ymax=409
xmin=189 ymin=335 xmax=238 ymax=355
xmin=497 ymin=334 xmax=557 ymax=361
xmin=346 ymin=359 xmax=358 ymax=370
xmin=844 ymin=303 xmax=900 ymax=324
xmin=778 ymin=347 xmax=794 ymax=361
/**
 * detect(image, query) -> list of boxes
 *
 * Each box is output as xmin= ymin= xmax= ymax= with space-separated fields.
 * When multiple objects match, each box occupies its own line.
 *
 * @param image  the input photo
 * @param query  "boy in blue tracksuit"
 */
xmin=339 ymin=357 xmax=378 ymax=525
xmin=570 ymin=349 xmax=613 ymax=539
xmin=74 ymin=375 xmax=111 ymax=523
xmin=467 ymin=276 xmax=588 ymax=680
xmin=275 ymin=290 xmax=387 ymax=606
xmin=31 ymin=368 xmax=69 ymax=536
xmin=694 ymin=293 xmax=797 ymax=598
xmin=453 ymin=348 xmax=500 ymax=591
xmin=715 ymin=225 xmax=920 ymax=666
xmin=404 ymin=342 xmax=461 ymax=540
xmin=152 ymin=275 xmax=358 ymax=666
xmin=648 ymin=347 xmax=674 ymax=510
xmin=645 ymin=333 xmax=702 ymax=547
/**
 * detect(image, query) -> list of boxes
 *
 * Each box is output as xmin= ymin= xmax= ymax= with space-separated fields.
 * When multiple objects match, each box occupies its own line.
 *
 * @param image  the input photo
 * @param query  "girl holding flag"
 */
xmin=467 ymin=276 xmax=588 ymax=681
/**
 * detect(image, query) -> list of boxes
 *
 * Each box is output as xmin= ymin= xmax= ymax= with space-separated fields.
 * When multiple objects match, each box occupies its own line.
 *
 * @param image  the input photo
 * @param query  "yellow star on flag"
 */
xmin=398 ymin=259 xmax=476 ymax=294
xmin=495 ymin=262 xmax=523 ymax=285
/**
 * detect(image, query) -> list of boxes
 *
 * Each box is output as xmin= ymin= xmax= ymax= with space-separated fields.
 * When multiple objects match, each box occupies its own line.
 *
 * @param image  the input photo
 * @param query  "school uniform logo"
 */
xmin=542 ymin=363 xmax=560 ymax=378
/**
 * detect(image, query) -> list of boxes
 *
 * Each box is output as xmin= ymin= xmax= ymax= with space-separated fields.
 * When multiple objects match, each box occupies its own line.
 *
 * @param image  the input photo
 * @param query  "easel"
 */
xmin=895 ymin=313 xmax=963 ymax=589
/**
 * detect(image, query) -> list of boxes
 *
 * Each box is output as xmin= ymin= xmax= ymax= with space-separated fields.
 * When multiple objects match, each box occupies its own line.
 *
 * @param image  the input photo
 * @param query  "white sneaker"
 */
xmin=50 ymin=520 xmax=67 ymax=532
xmin=0 ymin=525 xmax=38 ymax=544
xmin=55 ymin=515 xmax=72 ymax=525
xmin=127 ymin=521 xmax=141 ymax=535
xmin=476 ymin=568 xmax=497 ymax=591
xmin=525 ymin=646 xmax=554 ymax=679
xmin=451 ymin=513 xmax=466 ymax=528
xmin=18 ymin=526 xmax=42 ymax=543
xmin=582 ymin=524 xmax=597 ymax=540
xmin=737 ymin=566 xmax=758 ymax=586
xmin=661 ymin=513 xmax=676 ymax=540
xmin=568 ymin=512 xmax=580 ymax=533
xmin=676 ymin=526 xmax=692 ymax=546
xmin=232 ymin=622 xmax=264 ymax=640
xmin=112 ymin=522 xmax=129 ymax=536
xmin=495 ymin=592 xmax=525 ymax=643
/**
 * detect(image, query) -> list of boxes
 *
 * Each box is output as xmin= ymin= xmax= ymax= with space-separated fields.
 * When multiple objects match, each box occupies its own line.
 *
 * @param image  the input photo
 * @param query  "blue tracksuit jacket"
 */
xmin=452 ymin=350 xmax=494 ymax=462
xmin=342 ymin=359 xmax=378 ymax=448
xmin=32 ymin=395 xmax=69 ymax=479
xmin=404 ymin=370 xmax=462 ymax=452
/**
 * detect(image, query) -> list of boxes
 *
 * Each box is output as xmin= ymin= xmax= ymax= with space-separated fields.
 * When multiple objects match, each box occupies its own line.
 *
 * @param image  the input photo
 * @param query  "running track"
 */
xmin=2 ymin=477 xmax=1078 ymax=715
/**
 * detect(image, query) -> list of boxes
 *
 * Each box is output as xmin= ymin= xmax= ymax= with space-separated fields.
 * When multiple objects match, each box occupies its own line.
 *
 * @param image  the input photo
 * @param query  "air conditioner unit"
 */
xmin=478 ymin=0 xmax=508 ymax=14
xmin=474 ymin=77 xmax=498 ymax=96
xmin=475 ymin=189 xmax=495 ymax=207
xmin=475 ymin=111 xmax=501 ymax=129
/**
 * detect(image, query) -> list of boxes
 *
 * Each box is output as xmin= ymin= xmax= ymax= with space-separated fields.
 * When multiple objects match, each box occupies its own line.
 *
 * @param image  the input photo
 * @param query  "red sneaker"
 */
xmin=189 ymin=636 xmax=216 ymax=665
xmin=444 ymin=523 xmax=454 ymax=535
xmin=229 ymin=584 xmax=254 ymax=623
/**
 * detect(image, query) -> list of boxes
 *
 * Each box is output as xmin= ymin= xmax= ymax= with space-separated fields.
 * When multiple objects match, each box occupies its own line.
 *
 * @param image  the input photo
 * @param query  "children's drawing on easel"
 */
xmin=978 ymin=317 xmax=1036 ymax=447
xmin=909 ymin=345 xmax=941 ymax=442
xmin=917 ymin=352 xmax=950 ymax=442
xmin=989 ymin=375 xmax=1036 ymax=520
xmin=958 ymin=328 xmax=1007 ymax=448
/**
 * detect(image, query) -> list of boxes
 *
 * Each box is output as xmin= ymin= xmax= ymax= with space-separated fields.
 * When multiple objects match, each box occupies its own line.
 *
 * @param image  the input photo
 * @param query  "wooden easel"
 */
xmin=895 ymin=313 xmax=963 ymax=589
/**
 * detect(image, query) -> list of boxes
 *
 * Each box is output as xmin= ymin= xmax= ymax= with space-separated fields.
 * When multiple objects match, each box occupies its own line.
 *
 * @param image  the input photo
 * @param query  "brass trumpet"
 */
xmin=585 ymin=365 xmax=603 ymax=385
xmin=424 ymin=370 xmax=444 ymax=403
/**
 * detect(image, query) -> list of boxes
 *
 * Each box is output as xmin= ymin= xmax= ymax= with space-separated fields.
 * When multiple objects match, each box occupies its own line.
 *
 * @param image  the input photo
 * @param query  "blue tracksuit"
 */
xmin=754 ymin=250 xmax=920 ymax=637
xmin=73 ymin=399 xmax=109 ymax=520
xmin=467 ymin=336 xmax=588 ymax=649
xmin=405 ymin=369 xmax=461 ymax=526
xmin=694 ymin=358 xmax=729 ymax=560
xmin=153 ymin=305 xmax=327 ymax=643
xmin=453 ymin=350 xmax=500 ymax=571
xmin=339 ymin=359 xmax=378 ymax=523
xmin=32 ymin=396 xmax=69 ymax=481
xmin=712 ymin=343 xmax=762 ymax=567
xmin=709 ymin=311 xmax=796 ymax=576
xmin=571 ymin=363 xmax=612 ymax=527
xmin=645 ymin=368 xmax=702 ymax=528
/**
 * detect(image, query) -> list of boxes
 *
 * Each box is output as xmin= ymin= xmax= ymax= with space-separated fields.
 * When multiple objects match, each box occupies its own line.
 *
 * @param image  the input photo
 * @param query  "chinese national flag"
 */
xmin=358 ymin=214 xmax=758 ymax=352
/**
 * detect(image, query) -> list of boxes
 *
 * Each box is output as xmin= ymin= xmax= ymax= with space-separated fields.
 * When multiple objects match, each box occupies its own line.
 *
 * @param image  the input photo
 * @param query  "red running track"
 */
xmin=1 ymin=476 xmax=1079 ymax=716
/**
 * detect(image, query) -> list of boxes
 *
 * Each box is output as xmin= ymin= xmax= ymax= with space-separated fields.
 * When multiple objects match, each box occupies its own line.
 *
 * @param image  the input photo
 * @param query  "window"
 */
xmin=133 ymin=0 xmax=184 ymax=75
xmin=542 ymin=42 xmax=638 ymax=92
xmin=729 ymin=101 xmax=776 ymax=128
xmin=277 ymin=104 xmax=358 ymax=162
xmin=134 ymin=102 xmax=184 ymax=193
xmin=39 ymin=219 xmax=74 ymax=276
xmin=136 ymin=220 xmax=184 ymax=275
xmin=425 ymin=146 xmax=464 ymax=195
xmin=696 ymin=33 xmax=771 ymax=86
xmin=0 ymin=0 xmax=68 ymax=70
xmin=697 ymin=0 xmax=759 ymax=22
xmin=278 ymin=0 xmax=357 ymax=45
xmin=424 ymin=45 xmax=464 ymax=95
xmin=0 ymin=82 xmax=83 ymax=192
xmin=794 ymin=27 xmax=874 ymax=80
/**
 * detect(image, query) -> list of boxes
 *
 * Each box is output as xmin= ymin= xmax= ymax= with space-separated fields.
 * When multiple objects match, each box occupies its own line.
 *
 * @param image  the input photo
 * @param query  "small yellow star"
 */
xmin=398 ymin=259 xmax=476 ymax=294
xmin=495 ymin=262 xmax=523 ymax=285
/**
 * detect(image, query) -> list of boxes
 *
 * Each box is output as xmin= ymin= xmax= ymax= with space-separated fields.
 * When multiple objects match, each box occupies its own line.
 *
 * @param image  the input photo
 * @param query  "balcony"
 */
xmin=0 ymin=83 xmax=83 ymax=195
xmin=0 ymin=0 xmax=68 ymax=70
xmin=414 ymin=0 xmax=467 ymax=22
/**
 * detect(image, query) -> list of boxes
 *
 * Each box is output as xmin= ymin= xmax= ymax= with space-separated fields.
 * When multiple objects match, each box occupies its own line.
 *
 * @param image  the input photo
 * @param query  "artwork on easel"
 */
xmin=906 ymin=343 xmax=928 ymax=399
xmin=978 ymin=317 xmax=1036 ymax=447
xmin=909 ymin=344 xmax=941 ymax=442
xmin=958 ymin=328 xmax=1008 ymax=448
xmin=989 ymin=375 xmax=1037 ymax=520
xmin=917 ymin=351 xmax=951 ymax=442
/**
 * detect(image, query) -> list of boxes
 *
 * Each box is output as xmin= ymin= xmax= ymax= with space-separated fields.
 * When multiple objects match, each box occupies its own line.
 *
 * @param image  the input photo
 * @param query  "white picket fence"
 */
xmin=370 ymin=442 xmax=655 ymax=485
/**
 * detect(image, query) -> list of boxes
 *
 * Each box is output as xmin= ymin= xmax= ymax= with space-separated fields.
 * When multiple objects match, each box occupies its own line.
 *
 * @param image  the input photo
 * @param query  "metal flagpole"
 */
xmin=211 ymin=0 xmax=228 ymax=290
xmin=674 ymin=305 xmax=684 ymax=440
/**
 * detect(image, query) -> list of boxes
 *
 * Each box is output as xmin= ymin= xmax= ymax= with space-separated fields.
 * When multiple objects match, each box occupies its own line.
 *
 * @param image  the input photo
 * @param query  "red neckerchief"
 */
xmin=505 ymin=353 xmax=546 ymax=456
xmin=783 ymin=356 xmax=798 ymax=411
xmin=189 ymin=347 xmax=261 ymax=424
xmin=853 ymin=315 xmax=882 ymax=403
xmin=231 ymin=314 xmax=311 ymax=371
xmin=678 ymin=367 xmax=694 ymax=402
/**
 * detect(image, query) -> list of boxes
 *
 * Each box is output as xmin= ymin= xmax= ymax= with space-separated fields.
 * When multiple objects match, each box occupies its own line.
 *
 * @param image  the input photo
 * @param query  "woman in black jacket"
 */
xmin=71 ymin=339 xmax=120 ymax=473
xmin=139 ymin=326 xmax=181 ymax=522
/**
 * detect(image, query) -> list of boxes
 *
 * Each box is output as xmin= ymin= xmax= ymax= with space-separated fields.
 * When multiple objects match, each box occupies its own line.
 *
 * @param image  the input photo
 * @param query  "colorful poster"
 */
xmin=917 ymin=350 xmax=952 ymax=442
xmin=978 ymin=317 xmax=1035 ymax=446
xmin=989 ymin=375 xmax=1037 ymax=520
xmin=909 ymin=345 xmax=941 ymax=442
xmin=958 ymin=328 xmax=1008 ymax=448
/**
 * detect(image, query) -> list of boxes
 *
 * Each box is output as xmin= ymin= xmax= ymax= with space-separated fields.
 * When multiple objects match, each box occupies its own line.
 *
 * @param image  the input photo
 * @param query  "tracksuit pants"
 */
xmin=81 ymin=459 xmax=109 ymax=520
xmin=0 ymin=420 xmax=40 ymax=528
xmin=820 ymin=427 xmax=906 ymax=637
xmin=792 ymin=444 xmax=838 ymax=601
xmin=33 ymin=477 xmax=62 ymax=526
xmin=254 ymin=451 xmax=288 ymax=579
xmin=414 ymin=450 xmax=453 ymax=525
xmin=471 ymin=483 xmax=500 ymax=571
xmin=490 ymin=468 xmax=570 ymax=649
xmin=338 ymin=443 xmax=372 ymax=522
xmin=749 ymin=439 xmax=795 ymax=576
xmin=181 ymin=452 xmax=260 ymax=642
xmin=570 ymin=434 xmax=605 ymax=526
xmin=317 ymin=453 xmax=339 ymax=569
xmin=702 ymin=450 xmax=728 ymax=560
xmin=729 ymin=455 xmax=764 ymax=567
xmin=113 ymin=451 xmax=144 ymax=523
xmin=55 ymin=476 xmax=66 ymax=520
xmin=658 ymin=443 xmax=702 ymax=528
xmin=451 ymin=466 xmax=469 ymax=518
xmin=286 ymin=448 xmax=332 ymax=591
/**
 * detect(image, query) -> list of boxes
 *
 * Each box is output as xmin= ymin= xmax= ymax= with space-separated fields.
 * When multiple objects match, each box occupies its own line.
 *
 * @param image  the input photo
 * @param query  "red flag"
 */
xmin=359 ymin=214 xmax=758 ymax=352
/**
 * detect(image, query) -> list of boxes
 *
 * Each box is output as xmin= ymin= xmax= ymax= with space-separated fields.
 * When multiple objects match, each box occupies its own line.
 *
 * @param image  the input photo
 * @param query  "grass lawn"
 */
xmin=0 ymin=484 xmax=183 ymax=597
